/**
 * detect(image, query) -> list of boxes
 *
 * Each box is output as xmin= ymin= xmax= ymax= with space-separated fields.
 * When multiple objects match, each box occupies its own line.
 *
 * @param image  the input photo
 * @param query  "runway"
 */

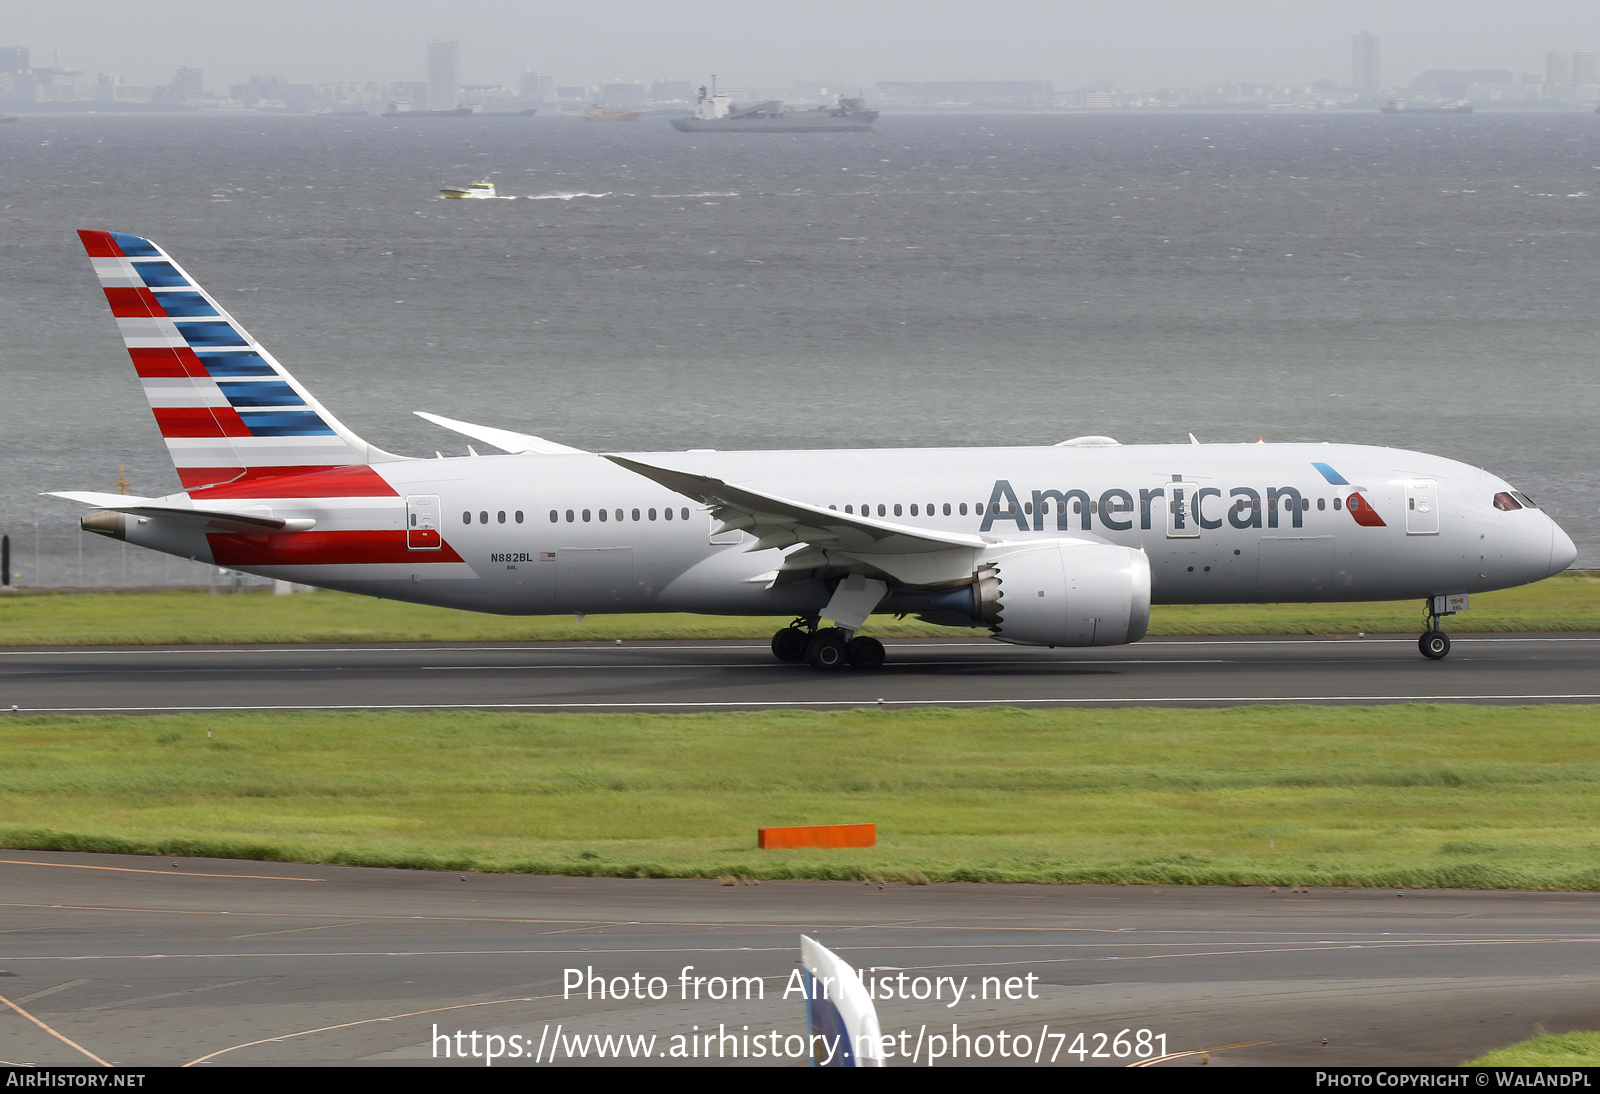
xmin=2 ymin=851 xmax=1597 ymax=1067
xmin=3 ymin=634 xmax=1600 ymax=713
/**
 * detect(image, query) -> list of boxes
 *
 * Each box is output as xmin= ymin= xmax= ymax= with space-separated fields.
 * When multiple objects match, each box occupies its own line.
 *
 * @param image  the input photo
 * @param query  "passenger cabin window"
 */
xmin=944 ymin=503 xmax=952 ymax=516
xmin=550 ymin=511 xmax=558 ymax=523
xmin=515 ymin=511 xmax=524 ymax=523
xmin=649 ymin=508 xmax=657 ymax=520
xmin=1494 ymin=492 xmax=1522 ymax=511
xmin=583 ymin=509 xmax=591 ymax=522
xmin=462 ymin=511 xmax=471 ymax=524
xmin=566 ymin=510 xmax=575 ymax=522
xmin=681 ymin=508 xmax=690 ymax=520
xmin=497 ymin=511 xmax=505 ymax=523
xmin=479 ymin=511 xmax=488 ymax=524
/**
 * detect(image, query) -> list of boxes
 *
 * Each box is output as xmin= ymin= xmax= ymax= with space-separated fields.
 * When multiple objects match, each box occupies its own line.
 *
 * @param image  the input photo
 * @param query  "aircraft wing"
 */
xmin=604 ymin=454 xmax=990 ymax=586
xmin=415 ymin=412 xmax=586 ymax=455
xmin=45 ymin=491 xmax=316 ymax=533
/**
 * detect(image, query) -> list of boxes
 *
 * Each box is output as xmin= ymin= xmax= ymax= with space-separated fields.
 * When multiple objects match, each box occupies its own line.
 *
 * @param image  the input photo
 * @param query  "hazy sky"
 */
xmin=9 ymin=1 xmax=1597 ymax=91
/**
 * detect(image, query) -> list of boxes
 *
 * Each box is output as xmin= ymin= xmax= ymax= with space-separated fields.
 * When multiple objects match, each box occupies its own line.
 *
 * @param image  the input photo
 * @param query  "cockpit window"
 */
xmin=1493 ymin=492 xmax=1522 ymax=512
xmin=1510 ymin=491 xmax=1539 ymax=510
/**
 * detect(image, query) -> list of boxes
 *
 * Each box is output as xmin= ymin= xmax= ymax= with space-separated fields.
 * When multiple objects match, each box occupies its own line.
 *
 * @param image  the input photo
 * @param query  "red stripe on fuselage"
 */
xmin=78 ymin=230 xmax=124 ymax=258
xmin=130 ymin=346 xmax=209 ymax=379
xmin=104 ymin=286 xmax=164 ymax=318
xmin=207 ymin=529 xmax=462 ymax=567
xmin=152 ymin=406 xmax=253 ymax=438
xmin=187 ymin=463 xmax=398 ymax=499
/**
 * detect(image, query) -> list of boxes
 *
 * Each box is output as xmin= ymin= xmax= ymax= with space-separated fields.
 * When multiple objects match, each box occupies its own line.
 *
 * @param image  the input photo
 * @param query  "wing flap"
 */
xmin=603 ymin=454 xmax=990 ymax=585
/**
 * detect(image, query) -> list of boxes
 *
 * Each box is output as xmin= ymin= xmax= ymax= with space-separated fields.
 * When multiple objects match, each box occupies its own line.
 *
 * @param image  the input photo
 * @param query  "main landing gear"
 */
xmin=1418 ymin=599 xmax=1452 ymax=660
xmin=770 ymin=618 xmax=886 ymax=671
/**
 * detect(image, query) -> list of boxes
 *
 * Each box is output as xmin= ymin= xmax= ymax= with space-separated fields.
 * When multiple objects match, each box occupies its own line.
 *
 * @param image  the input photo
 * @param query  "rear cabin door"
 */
xmin=406 ymin=495 xmax=442 ymax=550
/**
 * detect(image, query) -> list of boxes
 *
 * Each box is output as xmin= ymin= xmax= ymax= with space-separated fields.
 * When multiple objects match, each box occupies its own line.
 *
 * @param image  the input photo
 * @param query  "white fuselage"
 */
xmin=118 ymin=441 xmax=1574 ymax=621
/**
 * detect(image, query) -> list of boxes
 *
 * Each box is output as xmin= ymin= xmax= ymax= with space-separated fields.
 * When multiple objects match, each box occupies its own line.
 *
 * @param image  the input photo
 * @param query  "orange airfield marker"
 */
xmin=758 ymin=823 xmax=876 ymax=849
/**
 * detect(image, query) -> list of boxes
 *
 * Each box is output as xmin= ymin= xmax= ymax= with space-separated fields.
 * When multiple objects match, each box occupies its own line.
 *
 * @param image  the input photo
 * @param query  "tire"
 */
xmin=848 ymin=636 xmax=886 ymax=670
xmin=806 ymin=629 xmax=850 ymax=670
xmin=1419 ymin=631 xmax=1451 ymax=660
xmin=771 ymin=627 xmax=809 ymax=662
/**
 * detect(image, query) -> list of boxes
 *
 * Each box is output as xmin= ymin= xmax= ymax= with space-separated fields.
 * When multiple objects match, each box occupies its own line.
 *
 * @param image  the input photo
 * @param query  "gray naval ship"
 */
xmin=671 ymin=81 xmax=878 ymax=132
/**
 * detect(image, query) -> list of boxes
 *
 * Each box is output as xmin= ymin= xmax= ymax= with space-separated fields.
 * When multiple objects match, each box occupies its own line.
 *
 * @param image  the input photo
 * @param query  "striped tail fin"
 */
xmin=78 ymin=230 xmax=401 ymax=496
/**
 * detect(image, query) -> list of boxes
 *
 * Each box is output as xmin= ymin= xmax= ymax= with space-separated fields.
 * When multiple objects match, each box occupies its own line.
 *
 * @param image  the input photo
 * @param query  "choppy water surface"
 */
xmin=1 ymin=110 xmax=1596 ymax=581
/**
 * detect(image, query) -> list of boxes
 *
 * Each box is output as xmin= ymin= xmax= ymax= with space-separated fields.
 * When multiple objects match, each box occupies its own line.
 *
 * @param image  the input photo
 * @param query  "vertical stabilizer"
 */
xmin=78 ymin=230 xmax=400 ymax=493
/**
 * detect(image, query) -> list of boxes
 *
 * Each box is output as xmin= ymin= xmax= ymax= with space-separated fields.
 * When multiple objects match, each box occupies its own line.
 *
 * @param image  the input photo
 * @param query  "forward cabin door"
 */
xmin=406 ymin=495 xmax=442 ymax=550
xmin=1405 ymin=479 xmax=1440 ymax=535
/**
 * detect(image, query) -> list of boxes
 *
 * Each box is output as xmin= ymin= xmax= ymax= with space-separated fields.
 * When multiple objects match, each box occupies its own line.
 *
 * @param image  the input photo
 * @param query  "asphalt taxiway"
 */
xmin=2 ymin=852 xmax=1597 ymax=1067
xmin=3 ymin=634 xmax=1599 ymax=713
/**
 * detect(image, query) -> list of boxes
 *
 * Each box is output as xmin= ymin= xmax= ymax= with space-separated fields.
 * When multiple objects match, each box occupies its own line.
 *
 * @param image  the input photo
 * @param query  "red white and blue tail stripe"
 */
xmin=79 ymin=230 xmax=397 ymax=496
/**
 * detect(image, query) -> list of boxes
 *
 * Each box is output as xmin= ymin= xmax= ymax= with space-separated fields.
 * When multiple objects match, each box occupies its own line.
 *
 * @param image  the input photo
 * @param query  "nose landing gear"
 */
xmin=1418 ymin=598 xmax=1455 ymax=660
xmin=1419 ymin=630 xmax=1451 ymax=659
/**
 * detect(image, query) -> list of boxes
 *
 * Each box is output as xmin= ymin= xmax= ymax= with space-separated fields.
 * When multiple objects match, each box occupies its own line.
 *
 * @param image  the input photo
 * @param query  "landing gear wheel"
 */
xmin=848 ymin=636 xmax=886 ymax=670
xmin=1419 ymin=630 xmax=1451 ymax=660
xmin=771 ymin=627 xmax=809 ymax=663
xmin=806 ymin=629 xmax=850 ymax=671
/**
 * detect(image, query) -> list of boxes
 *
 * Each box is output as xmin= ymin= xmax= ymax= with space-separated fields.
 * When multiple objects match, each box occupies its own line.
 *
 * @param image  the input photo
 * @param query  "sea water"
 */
xmin=1 ymin=110 xmax=1595 ymax=584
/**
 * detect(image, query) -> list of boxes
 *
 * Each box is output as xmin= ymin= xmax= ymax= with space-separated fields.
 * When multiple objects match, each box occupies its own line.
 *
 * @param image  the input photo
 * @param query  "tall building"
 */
xmin=426 ymin=41 xmax=459 ymax=111
xmin=172 ymin=67 xmax=203 ymax=102
xmin=1545 ymin=52 xmax=1598 ymax=101
xmin=519 ymin=71 xmax=553 ymax=103
xmin=1352 ymin=32 xmax=1380 ymax=96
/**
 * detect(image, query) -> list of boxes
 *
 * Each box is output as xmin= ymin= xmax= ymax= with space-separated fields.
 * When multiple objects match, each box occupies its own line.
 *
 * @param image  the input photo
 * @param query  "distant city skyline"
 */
xmin=1 ymin=0 xmax=1594 ymax=94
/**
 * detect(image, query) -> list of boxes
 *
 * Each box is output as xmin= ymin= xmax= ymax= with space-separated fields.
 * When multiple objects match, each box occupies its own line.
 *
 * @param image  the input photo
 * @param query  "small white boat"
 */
xmin=441 ymin=179 xmax=496 ymax=199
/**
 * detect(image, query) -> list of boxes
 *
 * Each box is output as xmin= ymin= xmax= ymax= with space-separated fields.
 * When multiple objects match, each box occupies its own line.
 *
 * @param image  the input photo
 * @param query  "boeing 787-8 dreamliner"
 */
xmin=51 ymin=231 xmax=1578 ymax=670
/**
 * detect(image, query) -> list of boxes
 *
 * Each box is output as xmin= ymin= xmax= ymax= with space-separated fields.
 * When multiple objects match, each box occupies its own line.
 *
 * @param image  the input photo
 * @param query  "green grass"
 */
xmin=1 ymin=572 xmax=1596 ymax=646
xmin=1465 ymin=1032 xmax=1600 ymax=1066
xmin=5 ymin=705 xmax=1600 ymax=887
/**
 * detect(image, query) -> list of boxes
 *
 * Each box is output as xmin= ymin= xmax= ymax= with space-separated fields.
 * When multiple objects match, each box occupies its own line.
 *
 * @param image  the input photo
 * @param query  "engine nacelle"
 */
xmin=987 ymin=541 xmax=1151 ymax=647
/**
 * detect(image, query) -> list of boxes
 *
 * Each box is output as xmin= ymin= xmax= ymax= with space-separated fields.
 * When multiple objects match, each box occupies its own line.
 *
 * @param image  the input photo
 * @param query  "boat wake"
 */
xmin=525 ymin=191 xmax=614 ymax=201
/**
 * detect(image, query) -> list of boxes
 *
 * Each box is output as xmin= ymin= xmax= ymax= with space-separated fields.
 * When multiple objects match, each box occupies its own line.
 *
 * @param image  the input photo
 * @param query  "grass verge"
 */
xmin=4 ymin=705 xmax=1600 ymax=886
xmin=0 ymin=572 xmax=1596 ymax=646
xmin=1465 ymin=1032 xmax=1600 ymax=1066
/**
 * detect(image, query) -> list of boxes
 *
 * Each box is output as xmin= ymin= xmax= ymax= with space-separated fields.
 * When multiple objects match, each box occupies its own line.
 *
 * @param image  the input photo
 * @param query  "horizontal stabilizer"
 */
xmin=45 ymin=491 xmax=316 ymax=533
xmin=415 ymin=412 xmax=586 ymax=455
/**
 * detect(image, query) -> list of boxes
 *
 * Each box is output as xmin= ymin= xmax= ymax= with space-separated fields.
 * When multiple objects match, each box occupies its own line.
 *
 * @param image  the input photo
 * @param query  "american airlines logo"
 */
xmin=978 ymin=468 xmax=1384 ymax=534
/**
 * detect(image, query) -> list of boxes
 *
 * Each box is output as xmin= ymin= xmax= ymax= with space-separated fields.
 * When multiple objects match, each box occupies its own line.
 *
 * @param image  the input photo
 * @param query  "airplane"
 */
xmin=51 ymin=230 xmax=1578 ymax=670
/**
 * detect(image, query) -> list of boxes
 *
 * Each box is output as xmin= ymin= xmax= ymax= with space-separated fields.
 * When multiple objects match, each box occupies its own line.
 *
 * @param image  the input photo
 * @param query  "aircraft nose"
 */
xmin=1549 ymin=521 xmax=1578 ymax=576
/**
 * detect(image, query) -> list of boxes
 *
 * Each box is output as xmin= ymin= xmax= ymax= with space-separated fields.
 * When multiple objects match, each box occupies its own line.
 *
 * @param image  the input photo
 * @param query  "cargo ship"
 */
xmin=1380 ymin=99 xmax=1473 ymax=114
xmin=671 ymin=80 xmax=877 ymax=132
